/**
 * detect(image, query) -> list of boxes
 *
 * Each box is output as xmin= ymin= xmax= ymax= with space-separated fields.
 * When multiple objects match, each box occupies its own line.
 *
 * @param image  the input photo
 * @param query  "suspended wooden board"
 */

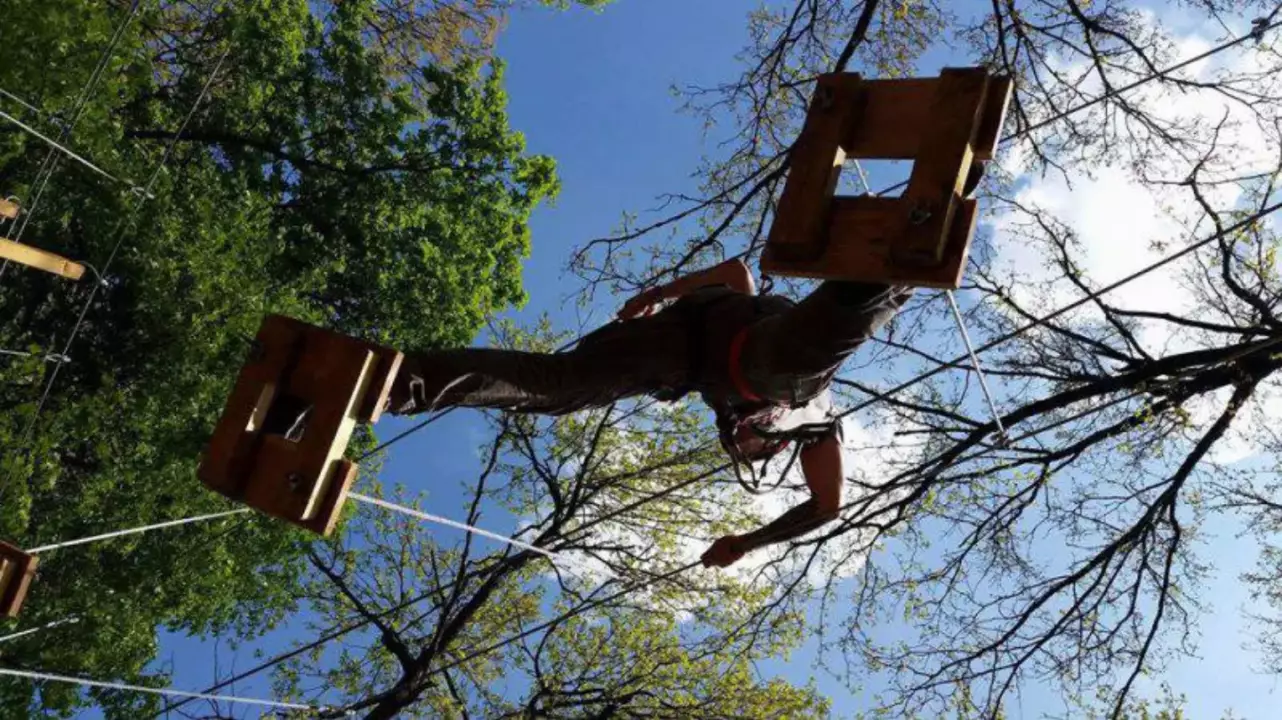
xmin=0 ymin=542 xmax=38 ymax=618
xmin=761 ymin=67 xmax=1013 ymax=288
xmin=0 ymin=198 xmax=18 ymax=220
xmin=0 ymin=237 xmax=84 ymax=280
xmin=198 ymin=315 xmax=403 ymax=536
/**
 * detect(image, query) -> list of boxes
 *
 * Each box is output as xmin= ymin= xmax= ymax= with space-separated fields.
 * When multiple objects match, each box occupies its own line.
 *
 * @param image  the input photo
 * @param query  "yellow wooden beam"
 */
xmin=0 ymin=198 xmax=18 ymax=220
xmin=0 ymin=237 xmax=84 ymax=280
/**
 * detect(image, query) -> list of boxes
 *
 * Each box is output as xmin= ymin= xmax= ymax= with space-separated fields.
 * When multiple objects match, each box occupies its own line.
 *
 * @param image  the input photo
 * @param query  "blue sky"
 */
xmin=488 ymin=4 xmax=1282 ymax=716
xmin=135 ymin=2 xmax=1282 ymax=718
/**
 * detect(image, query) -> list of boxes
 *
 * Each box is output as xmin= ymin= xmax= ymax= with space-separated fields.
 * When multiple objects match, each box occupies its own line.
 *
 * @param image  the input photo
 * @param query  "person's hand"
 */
xmin=700 ymin=535 xmax=747 ymax=569
xmin=617 ymin=287 xmax=665 ymax=320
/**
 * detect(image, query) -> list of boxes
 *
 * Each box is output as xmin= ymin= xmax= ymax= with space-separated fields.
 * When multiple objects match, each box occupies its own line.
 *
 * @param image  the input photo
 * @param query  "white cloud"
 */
xmin=1185 ymin=375 xmax=1282 ymax=465
xmin=988 ymin=19 xmax=1281 ymax=462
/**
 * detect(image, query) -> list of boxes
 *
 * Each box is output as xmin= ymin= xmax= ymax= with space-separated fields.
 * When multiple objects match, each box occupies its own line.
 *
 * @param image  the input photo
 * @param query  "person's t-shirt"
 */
xmin=768 ymin=387 xmax=837 ymax=433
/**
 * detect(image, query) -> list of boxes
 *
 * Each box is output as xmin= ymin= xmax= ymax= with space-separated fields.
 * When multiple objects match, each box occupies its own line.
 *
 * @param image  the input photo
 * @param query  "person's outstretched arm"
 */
xmin=700 ymin=434 xmax=844 ymax=568
xmin=618 ymin=259 xmax=755 ymax=319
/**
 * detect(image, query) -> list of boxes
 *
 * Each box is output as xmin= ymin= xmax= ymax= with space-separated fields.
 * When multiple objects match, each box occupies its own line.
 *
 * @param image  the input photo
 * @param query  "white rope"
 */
xmin=852 ymin=153 xmax=1009 ymax=441
xmin=27 ymin=508 xmax=250 ymax=554
xmin=0 ymin=666 xmax=335 ymax=713
xmin=0 ymin=348 xmax=70 ymax=363
xmin=0 ymin=108 xmax=134 ymax=190
xmin=1 ymin=0 xmax=144 ymax=280
xmin=349 ymin=492 xmax=561 ymax=561
xmin=850 ymin=157 xmax=873 ymax=195
xmin=0 ymin=616 xmax=79 ymax=645
xmin=0 ymin=87 xmax=46 ymax=121
xmin=946 ymin=290 xmax=1009 ymax=442
xmin=12 ymin=45 xmax=233 ymax=465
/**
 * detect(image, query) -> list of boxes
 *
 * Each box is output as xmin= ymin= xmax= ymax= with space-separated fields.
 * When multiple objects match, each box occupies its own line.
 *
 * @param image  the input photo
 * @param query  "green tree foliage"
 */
xmin=365 ymin=0 xmax=612 ymax=72
xmin=0 ymin=0 xmax=558 ymax=716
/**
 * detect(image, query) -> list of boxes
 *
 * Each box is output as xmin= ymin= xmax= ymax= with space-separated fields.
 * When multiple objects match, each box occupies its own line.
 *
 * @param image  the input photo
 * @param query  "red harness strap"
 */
xmin=728 ymin=327 xmax=762 ymax=403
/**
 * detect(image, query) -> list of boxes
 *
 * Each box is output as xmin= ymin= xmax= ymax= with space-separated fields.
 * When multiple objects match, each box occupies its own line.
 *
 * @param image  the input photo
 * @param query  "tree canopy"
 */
xmin=0 ymin=0 xmax=558 ymax=716
xmin=262 ymin=391 xmax=829 ymax=718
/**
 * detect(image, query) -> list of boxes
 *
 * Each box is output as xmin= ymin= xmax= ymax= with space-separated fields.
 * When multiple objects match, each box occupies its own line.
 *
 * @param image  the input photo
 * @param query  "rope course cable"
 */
xmin=355 ymin=408 xmax=455 ymax=463
xmin=8 ymin=44 xmax=232 ymax=472
xmin=0 ymin=108 xmax=139 ymax=190
xmin=25 ymin=508 xmax=250 ymax=555
xmin=0 ymin=0 xmax=147 ymax=280
xmin=0 ymin=666 xmax=345 ymax=714
xmin=0 ymin=87 xmax=46 ymax=119
xmin=348 ymin=492 xmax=563 ymax=561
xmin=0 ymin=348 xmax=70 ymax=364
xmin=945 ymin=290 xmax=1008 ymax=442
xmin=848 ymin=156 xmax=1009 ymax=441
xmin=0 ymin=616 xmax=79 ymax=646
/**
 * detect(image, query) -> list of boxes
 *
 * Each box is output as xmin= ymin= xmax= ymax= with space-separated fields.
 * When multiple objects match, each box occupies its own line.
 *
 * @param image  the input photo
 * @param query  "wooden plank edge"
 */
xmin=0 ymin=237 xmax=84 ymax=280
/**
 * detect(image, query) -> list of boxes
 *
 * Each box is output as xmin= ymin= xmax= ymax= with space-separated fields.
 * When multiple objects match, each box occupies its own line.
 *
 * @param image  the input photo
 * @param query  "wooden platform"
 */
xmin=198 ymin=315 xmax=403 ymax=536
xmin=0 ymin=542 xmax=38 ymax=618
xmin=761 ymin=68 xmax=1012 ymax=288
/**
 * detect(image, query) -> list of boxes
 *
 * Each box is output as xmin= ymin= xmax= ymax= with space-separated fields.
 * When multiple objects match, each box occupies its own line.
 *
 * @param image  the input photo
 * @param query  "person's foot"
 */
xmin=383 ymin=372 xmax=426 ymax=416
xmin=382 ymin=356 xmax=475 ymax=416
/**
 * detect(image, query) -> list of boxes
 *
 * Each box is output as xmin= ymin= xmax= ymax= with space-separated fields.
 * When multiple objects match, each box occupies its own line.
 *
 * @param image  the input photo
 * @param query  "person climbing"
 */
xmin=382 ymin=263 xmax=912 ymax=569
